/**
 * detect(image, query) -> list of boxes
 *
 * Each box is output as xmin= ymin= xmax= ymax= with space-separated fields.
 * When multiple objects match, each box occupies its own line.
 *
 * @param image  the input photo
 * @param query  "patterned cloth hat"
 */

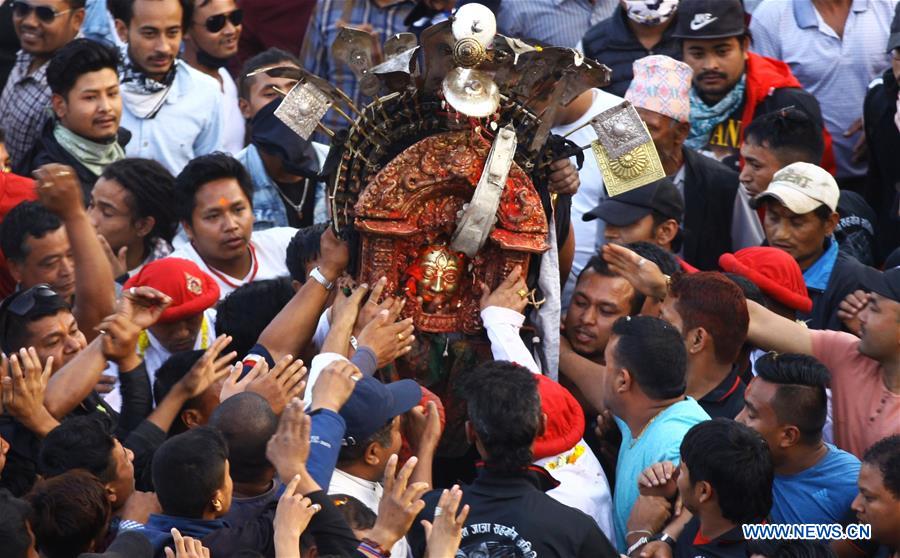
xmin=625 ymin=55 xmax=694 ymax=123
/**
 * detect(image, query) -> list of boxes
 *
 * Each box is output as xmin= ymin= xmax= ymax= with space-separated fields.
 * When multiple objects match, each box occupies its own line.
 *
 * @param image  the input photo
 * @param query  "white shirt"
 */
xmin=102 ymin=308 xmax=217 ymax=412
xmin=121 ymin=61 xmax=224 ymax=175
xmin=219 ymin=67 xmax=246 ymax=155
xmin=169 ymin=226 xmax=296 ymax=299
xmin=329 ymin=469 xmax=412 ymax=557
xmin=553 ymin=89 xmax=626 ymax=309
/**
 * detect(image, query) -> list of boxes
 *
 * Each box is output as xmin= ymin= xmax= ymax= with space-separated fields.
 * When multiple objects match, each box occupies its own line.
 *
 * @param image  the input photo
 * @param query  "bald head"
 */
xmin=209 ymin=392 xmax=278 ymax=483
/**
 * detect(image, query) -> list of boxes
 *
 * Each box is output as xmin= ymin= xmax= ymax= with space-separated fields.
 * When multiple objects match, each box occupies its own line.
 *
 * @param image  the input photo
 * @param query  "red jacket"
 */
xmin=0 ymin=172 xmax=38 ymax=298
xmin=741 ymin=52 xmax=837 ymax=175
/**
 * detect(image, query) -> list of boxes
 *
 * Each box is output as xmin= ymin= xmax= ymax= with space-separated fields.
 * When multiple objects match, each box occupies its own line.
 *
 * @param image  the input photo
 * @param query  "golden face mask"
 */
xmin=417 ymin=246 xmax=462 ymax=296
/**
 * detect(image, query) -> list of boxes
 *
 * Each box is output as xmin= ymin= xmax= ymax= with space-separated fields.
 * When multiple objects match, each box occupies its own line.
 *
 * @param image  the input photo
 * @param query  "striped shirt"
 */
xmin=0 ymin=51 xmax=51 ymax=173
xmin=749 ymin=0 xmax=898 ymax=179
xmin=496 ymin=0 xmax=618 ymax=48
xmin=300 ymin=0 xmax=415 ymax=136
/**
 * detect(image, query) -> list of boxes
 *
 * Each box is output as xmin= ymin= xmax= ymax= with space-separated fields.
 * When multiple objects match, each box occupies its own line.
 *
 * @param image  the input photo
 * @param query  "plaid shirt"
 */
xmin=0 ymin=51 xmax=52 ymax=173
xmin=301 ymin=0 xmax=415 ymax=137
xmin=496 ymin=0 xmax=618 ymax=48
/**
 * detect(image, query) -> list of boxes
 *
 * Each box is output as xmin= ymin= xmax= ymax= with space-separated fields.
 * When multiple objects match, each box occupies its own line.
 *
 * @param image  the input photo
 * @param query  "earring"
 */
xmin=212 ymin=500 xmax=221 ymax=511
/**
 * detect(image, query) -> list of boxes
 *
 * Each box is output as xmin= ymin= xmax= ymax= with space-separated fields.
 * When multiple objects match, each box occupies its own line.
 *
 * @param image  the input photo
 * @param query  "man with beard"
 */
xmin=0 ymin=0 xmax=85 ymax=172
xmin=112 ymin=0 xmax=223 ymax=174
xmin=25 ymin=38 xmax=128 ymax=202
xmin=182 ymin=0 xmax=245 ymax=154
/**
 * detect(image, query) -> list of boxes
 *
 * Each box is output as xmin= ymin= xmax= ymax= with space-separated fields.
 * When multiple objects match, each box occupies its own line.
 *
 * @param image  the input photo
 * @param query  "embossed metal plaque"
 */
xmin=592 ymin=136 xmax=665 ymax=197
xmin=590 ymin=101 xmax=652 ymax=160
xmin=274 ymin=82 xmax=332 ymax=140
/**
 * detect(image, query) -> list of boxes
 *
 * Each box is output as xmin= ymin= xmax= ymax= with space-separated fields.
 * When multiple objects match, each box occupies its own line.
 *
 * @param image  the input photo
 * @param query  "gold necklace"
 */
xmin=630 ymin=409 xmax=665 ymax=448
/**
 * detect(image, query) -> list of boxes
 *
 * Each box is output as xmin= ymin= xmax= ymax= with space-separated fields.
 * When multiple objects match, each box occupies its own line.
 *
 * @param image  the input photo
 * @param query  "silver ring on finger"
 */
xmin=433 ymin=506 xmax=443 ymax=517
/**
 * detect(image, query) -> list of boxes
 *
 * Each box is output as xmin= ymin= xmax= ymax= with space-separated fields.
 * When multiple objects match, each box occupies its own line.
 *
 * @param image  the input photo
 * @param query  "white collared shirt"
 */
xmin=329 ymin=469 xmax=411 ymax=557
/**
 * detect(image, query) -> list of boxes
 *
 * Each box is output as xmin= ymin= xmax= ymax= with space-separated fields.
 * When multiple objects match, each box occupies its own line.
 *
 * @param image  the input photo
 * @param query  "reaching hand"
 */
xmin=266 ymin=398 xmax=312 ymax=482
xmin=330 ymin=282 xmax=369 ymax=331
xmin=98 ymin=235 xmax=128 ymax=278
xmin=602 ymin=243 xmax=668 ymax=300
xmin=1 ymin=349 xmax=53 ymax=426
xmin=357 ymin=310 xmax=415 ymax=368
xmin=837 ymin=289 xmax=867 ymax=337
xmin=33 ymin=164 xmax=86 ymax=221
xmin=547 ymin=158 xmax=580 ymax=195
xmin=368 ymin=455 xmax=430 ymax=551
xmin=637 ymin=461 xmax=679 ymax=499
xmin=318 ymin=226 xmax=350 ymax=280
xmin=422 ymin=485 xmax=470 ymax=558
xmin=355 ymin=276 xmax=405 ymax=335
xmin=117 ymin=286 xmax=172 ymax=330
xmin=97 ymin=312 xmax=143 ymax=368
xmin=176 ymin=335 xmax=236 ymax=399
xmin=404 ymin=400 xmax=442 ymax=456
xmin=310 ymin=360 xmax=361 ymax=413
xmin=246 ymin=355 xmax=308 ymax=415
xmin=479 ymin=265 xmax=528 ymax=314
xmin=219 ymin=358 xmax=268 ymax=402
xmin=626 ymin=495 xmax=673 ymax=537
xmin=274 ymin=473 xmax=321 ymax=557
xmin=164 ymin=528 xmax=211 ymax=558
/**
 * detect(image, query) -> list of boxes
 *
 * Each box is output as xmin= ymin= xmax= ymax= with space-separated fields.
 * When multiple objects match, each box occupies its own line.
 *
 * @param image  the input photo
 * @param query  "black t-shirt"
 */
xmin=675 ymin=517 xmax=748 ymax=558
xmin=698 ymin=367 xmax=746 ymax=420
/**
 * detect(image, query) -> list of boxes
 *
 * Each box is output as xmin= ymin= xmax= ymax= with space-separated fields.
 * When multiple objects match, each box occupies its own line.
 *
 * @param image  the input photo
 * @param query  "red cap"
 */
xmin=124 ymin=258 xmax=220 ymax=324
xmin=532 ymin=374 xmax=584 ymax=460
xmin=719 ymin=247 xmax=812 ymax=313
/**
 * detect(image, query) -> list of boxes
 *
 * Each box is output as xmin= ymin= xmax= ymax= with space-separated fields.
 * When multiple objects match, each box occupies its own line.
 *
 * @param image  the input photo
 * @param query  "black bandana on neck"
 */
xmin=196 ymin=47 xmax=231 ymax=70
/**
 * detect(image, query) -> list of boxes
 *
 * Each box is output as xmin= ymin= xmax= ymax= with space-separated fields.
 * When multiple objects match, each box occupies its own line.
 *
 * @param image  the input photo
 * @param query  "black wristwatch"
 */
xmin=651 ymin=532 xmax=676 ymax=548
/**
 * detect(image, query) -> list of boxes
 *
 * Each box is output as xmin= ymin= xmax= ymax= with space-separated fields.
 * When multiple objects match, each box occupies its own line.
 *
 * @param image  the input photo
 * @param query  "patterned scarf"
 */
xmin=120 ymin=55 xmax=177 ymax=119
xmin=685 ymin=74 xmax=747 ymax=150
xmin=53 ymin=123 xmax=125 ymax=176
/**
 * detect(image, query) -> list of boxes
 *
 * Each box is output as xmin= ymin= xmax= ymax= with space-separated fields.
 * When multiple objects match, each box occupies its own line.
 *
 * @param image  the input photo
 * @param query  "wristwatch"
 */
xmin=651 ymin=532 xmax=676 ymax=548
xmin=309 ymin=266 xmax=334 ymax=290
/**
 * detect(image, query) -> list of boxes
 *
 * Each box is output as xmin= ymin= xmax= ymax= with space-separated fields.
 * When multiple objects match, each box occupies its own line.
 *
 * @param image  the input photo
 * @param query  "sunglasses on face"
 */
xmin=11 ymin=1 xmax=75 ymax=23
xmin=200 ymin=8 xmax=243 ymax=33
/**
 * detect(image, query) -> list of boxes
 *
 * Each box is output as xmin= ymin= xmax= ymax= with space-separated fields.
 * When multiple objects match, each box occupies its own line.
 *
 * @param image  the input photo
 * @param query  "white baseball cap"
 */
xmin=754 ymin=162 xmax=839 ymax=214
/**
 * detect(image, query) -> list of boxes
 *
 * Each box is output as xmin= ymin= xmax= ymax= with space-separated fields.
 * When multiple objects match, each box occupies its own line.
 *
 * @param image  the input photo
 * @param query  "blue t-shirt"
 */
xmin=771 ymin=444 xmax=861 ymax=526
xmin=613 ymin=398 xmax=710 ymax=551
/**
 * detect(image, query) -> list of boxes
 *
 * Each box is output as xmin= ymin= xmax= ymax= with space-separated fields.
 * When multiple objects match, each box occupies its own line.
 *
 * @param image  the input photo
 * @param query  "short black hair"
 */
xmin=754 ymin=353 xmax=830 ymax=445
xmin=863 ymin=435 xmax=900 ymax=499
xmin=152 ymin=426 xmax=229 ymax=518
xmin=46 ymin=39 xmax=120 ymax=99
xmin=174 ymin=153 xmax=255 ymax=223
xmin=215 ymin=277 xmax=295 ymax=358
xmin=611 ymin=316 xmax=687 ymax=400
xmin=26 ymin=470 xmax=111 ymax=558
xmin=723 ymin=272 xmax=766 ymax=307
xmin=153 ymin=350 xmax=204 ymax=434
xmin=285 ymin=223 xmax=329 ymax=283
xmin=38 ymin=415 xmax=117 ymax=483
xmin=338 ymin=419 xmax=394 ymax=464
xmin=625 ymin=241 xmax=680 ymax=276
xmin=681 ymin=418 xmax=773 ymax=524
xmin=100 ymin=158 xmax=179 ymax=245
xmin=332 ymin=494 xmax=377 ymax=531
xmin=455 ymin=361 xmax=541 ymax=474
xmin=0 ymin=201 xmax=63 ymax=263
xmin=238 ymin=47 xmax=302 ymax=100
xmin=744 ymin=107 xmax=825 ymax=166
xmin=576 ymin=254 xmax=643 ymax=315
xmin=109 ymin=0 xmax=192 ymax=31
xmin=208 ymin=393 xmax=278 ymax=485
xmin=0 ymin=286 xmax=71 ymax=354
xmin=0 ymin=489 xmax=33 ymax=558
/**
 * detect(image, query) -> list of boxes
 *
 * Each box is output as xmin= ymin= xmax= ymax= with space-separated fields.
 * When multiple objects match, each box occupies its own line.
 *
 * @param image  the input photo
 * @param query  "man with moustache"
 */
xmin=0 ymin=0 xmax=85 ymax=173
xmin=182 ymin=0 xmax=245 ymax=154
xmin=112 ymin=0 xmax=223 ymax=174
xmin=25 ymin=38 xmax=128 ymax=202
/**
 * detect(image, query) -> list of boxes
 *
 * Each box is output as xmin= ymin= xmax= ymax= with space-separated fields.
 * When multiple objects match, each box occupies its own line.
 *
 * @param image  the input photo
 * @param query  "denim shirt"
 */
xmin=236 ymin=143 xmax=329 ymax=230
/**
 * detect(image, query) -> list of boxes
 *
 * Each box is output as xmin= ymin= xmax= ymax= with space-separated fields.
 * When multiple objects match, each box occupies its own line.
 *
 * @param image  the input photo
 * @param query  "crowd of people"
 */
xmin=0 ymin=0 xmax=899 ymax=557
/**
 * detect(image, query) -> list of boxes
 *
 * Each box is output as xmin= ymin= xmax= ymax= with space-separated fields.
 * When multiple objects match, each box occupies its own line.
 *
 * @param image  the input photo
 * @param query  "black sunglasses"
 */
xmin=201 ymin=8 xmax=243 ymax=33
xmin=11 ymin=1 xmax=75 ymax=23
xmin=2 ymin=284 xmax=59 ymax=317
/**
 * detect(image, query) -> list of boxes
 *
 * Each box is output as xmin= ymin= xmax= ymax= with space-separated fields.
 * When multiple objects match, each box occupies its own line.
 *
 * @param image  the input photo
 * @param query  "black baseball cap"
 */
xmin=583 ymin=177 xmax=684 ymax=227
xmin=339 ymin=376 xmax=422 ymax=446
xmin=862 ymin=266 xmax=900 ymax=303
xmin=888 ymin=2 xmax=900 ymax=52
xmin=673 ymin=0 xmax=746 ymax=40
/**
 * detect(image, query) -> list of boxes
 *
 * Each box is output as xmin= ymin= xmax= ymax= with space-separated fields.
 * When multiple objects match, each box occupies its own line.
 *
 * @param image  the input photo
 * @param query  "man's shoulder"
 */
xmin=821 ymin=444 xmax=862 ymax=472
xmin=750 ymin=0 xmax=793 ymax=24
xmin=177 ymin=63 xmax=223 ymax=97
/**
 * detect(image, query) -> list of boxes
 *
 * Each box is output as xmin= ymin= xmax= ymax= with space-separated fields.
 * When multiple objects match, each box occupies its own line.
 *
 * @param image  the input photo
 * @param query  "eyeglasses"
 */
xmin=11 ymin=1 xmax=75 ymax=23
xmin=199 ymin=9 xmax=243 ymax=33
xmin=2 ymin=284 xmax=59 ymax=317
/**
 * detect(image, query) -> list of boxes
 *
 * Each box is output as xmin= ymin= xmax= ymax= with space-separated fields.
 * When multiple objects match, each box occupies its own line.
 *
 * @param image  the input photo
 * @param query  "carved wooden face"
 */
xmin=417 ymin=246 xmax=462 ymax=296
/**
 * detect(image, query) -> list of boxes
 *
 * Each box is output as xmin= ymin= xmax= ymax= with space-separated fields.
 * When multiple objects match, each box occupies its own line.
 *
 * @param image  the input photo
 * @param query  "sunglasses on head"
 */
xmin=11 ymin=1 xmax=75 ymax=23
xmin=201 ymin=8 xmax=243 ymax=33
xmin=3 ymin=284 xmax=59 ymax=317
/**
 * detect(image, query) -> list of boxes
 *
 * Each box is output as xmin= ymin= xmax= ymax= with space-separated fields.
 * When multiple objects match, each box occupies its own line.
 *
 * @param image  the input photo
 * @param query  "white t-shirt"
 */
xmin=168 ymin=226 xmax=297 ymax=299
xmin=329 ymin=469 xmax=412 ymax=558
xmin=219 ymin=67 xmax=246 ymax=155
xmin=552 ymin=89 xmax=625 ymax=309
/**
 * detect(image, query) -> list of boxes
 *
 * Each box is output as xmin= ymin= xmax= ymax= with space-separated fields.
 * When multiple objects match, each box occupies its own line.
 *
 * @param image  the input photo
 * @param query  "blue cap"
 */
xmin=339 ymin=377 xmax=422 ymax=446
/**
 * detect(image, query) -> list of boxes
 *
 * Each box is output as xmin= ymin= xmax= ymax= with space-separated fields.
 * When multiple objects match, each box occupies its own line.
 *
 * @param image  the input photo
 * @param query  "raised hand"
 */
xmin=357 ymin=310 xmax=415 ymax=368
xmin=97 ymin=235 xmax=128 ymax=279
xmin=33 ymin=164 xmax=85 ymax=221
xmin=602 ymin=243 xmax=669 ymax=300
xmin=164 ymin=528 xmax=211 ymax=558
xmin=367 ymin=455 xmax=430 ymax=551
xmin=274 ymin=473 xmax=321 ymax=557
xmin=97 ymin=311 xmax=144 ymax=370
xmin=117 ymin=286 xmax=172 ymax=330
xmin=246 ymin=355 xmax=308 ymax=415
xmin=837 ymin=289 xmax=867 ymax=336
xmin=0 ymin=349 xmax=58 ymax=436
xmin=309 ymin=360 xmax=361 ymax=413
xmin=404 ymin=400 xmax=442 ymax=457
xmin=547 ymin=158 xmax=580 ymax=196
xmin=318 ymin=226 xmax=350 ymax=280
xmin=176 ymin=335 xmax=236 ymax=399
xmin=330 ymin=282 xmax=369 ymax=331
xmin=479 ymin=265 xmax=528 ymax=314
xmin=266 ymin=398 xmax=312 ymax=482
xmin=422 ymin=485 xmax=470 ymax=558
xmin=637 ymin=461 xmax=679 ymax=499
